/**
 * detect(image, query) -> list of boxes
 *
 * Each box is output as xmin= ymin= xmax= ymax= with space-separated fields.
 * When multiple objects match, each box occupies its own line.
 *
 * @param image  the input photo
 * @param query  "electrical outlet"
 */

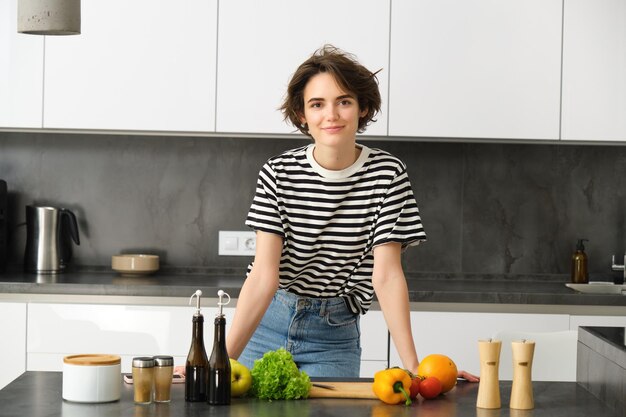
xmin=218 ymin=231 xmax=256 ymax=256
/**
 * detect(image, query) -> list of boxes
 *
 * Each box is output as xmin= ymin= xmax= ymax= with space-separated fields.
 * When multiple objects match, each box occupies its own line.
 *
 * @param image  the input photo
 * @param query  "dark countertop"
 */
xmin=0 ymin=372 xmax=620 ymax=417
xmin=0 ymin=268 xmax=625 ymax=308
xmin=577 ymin=326 xmax=625 ymax=415
xmin=579 ymin=326 xmax=626 ymax=370
xmin=582 ymin=326 xmax=626 ymax=352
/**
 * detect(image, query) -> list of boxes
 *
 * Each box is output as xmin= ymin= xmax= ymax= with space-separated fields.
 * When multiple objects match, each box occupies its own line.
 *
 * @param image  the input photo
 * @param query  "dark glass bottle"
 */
xmin=208 ymin=292 xmax=231 ymax=405
xmin=185 ymin=291 xmax=209 ymax=402
xmin=571 ymin=238 xmax=589 ymax=284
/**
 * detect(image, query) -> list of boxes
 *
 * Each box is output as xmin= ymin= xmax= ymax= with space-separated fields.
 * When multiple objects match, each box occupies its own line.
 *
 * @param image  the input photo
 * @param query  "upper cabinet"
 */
xmin=561 ymin=0 xmax=626 ymax=141
xmin=0 ymin=0 xmax=43 ymax=129
xmin=215 ymin=0 xmax=390 ymax=136
xmin=43 ymin=0 xmax=218 ymax=132
xmin=2 ymin=0 xmax=624 ymax=143
xmin=388 ymin=0 xmax=562 ymax=140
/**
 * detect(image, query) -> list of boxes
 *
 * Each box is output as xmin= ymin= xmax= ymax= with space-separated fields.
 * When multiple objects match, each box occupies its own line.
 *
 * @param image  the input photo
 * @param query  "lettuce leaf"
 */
xmin=250 ymin=348 xmax=311 ymax=400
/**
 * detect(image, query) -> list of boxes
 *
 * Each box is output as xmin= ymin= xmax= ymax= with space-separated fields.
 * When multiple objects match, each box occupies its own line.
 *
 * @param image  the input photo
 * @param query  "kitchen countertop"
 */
xmin=582 ymin=326 xmax=626 ymax=353
xmin=577 ymin=326 xmax=626 ymax=415
xmin=0 ymin=371 xmax=620 ymax=417
xmin=0 ymin=269 xmax=624 ymax=313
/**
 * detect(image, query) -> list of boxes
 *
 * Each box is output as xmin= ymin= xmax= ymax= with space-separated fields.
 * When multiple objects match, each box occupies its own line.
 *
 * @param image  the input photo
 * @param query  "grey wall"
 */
xmin=1 ymin=131 xmax=624 ymax=279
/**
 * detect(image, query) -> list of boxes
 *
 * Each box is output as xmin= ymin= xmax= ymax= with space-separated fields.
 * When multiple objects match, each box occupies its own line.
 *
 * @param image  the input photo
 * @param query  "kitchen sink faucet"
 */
xmin=611 ymin=254 xmax=626 ymax=281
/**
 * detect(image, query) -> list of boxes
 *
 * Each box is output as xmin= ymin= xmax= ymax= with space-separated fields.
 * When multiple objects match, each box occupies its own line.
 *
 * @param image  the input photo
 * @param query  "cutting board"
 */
xmin=308 ymin=381 xmax=377 ymax=399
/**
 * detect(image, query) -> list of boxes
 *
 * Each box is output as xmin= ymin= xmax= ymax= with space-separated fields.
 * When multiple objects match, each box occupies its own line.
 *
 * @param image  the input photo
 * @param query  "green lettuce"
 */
xmin=250 ymin=348 xmax=311 ymax=400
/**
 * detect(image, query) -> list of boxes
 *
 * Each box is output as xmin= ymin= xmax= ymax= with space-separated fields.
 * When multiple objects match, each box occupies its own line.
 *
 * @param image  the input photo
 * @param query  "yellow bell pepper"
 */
xmin=372 ymin=368 xmax=413 ymax=406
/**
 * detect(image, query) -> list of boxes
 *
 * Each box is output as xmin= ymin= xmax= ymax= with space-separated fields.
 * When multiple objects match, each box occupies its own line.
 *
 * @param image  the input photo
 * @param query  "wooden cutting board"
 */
xmin=308 ymin=381 xmax=377 ymax=399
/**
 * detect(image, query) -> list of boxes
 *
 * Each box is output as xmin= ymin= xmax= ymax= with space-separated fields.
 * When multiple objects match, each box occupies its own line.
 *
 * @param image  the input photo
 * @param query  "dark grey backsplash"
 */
xmin=1 ymin=131 xmax=624 ymax=279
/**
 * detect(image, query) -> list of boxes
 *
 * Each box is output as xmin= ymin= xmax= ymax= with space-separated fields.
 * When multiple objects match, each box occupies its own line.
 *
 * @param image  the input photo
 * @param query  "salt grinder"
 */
xmin=476 ymin=339 xmax=502 ymax=409
xmin=510 ymin=340 xmax=535 ymax=410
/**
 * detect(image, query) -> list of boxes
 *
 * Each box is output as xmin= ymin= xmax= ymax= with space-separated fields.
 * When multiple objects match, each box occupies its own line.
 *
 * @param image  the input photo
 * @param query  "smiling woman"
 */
xmin=224 ymin=45 xmax=475 ymax=381
xmin=297 ymin=72 xmax=367 ymax=169
xmin=280 ymin=45 xmax=381 ymax=139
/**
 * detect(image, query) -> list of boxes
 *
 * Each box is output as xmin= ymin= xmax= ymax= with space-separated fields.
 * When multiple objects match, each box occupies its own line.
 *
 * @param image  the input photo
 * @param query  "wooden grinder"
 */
xmin=476 ymin=339 xmax=502 ymax=409
xmin=510 ymin=340 xmax=535 ymax=410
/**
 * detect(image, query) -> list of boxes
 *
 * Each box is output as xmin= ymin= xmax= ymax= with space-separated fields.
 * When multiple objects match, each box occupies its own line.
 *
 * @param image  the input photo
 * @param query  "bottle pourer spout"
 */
xmin=217 ymin=290 xmax=230 ymax=317
xmin=189 ymin=289 xmax=203 ymax=315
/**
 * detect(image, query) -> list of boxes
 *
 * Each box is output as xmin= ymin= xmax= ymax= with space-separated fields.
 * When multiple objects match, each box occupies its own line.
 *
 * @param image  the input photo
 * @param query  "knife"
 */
xmin=311 ymin=383 xmax=336 ymax=390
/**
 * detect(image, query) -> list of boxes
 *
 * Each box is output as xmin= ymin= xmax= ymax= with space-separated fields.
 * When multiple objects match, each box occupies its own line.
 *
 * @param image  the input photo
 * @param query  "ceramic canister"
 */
xmin=62 ymin=354 xmax=121 ymax=403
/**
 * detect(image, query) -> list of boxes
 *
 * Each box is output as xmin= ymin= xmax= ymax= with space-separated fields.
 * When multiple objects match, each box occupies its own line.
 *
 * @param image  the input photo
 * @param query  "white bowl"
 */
xmin=62 ymin=354 xmax=121 ymax=403
xmin=111 ymin=254 xmax=159 ymax=276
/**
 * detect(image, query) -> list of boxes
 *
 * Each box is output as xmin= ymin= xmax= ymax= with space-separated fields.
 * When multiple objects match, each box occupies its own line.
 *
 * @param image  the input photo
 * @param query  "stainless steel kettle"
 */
xmin=24 ymin=205 xmax=80 ymax=273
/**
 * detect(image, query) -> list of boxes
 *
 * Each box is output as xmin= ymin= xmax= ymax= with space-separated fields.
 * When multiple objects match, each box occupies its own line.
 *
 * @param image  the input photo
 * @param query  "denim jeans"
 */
xmin=238 ymin=289 xmax=362 ymax=377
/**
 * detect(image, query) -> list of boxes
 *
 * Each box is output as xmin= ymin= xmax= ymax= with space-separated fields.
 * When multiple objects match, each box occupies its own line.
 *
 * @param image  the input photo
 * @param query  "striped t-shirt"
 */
xmin=245 ymin=143 xmax=426 ymax=314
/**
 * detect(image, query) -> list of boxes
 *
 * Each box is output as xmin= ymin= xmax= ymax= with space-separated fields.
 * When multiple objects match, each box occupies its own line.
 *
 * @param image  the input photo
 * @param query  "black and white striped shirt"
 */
xmin=246 ymin=144 xmax=426 ymax=314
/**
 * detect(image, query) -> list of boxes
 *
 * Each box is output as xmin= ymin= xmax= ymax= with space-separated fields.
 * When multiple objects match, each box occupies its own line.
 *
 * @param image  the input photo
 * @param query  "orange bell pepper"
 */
xmin=372 ymin=368 xmax=413 ymax=406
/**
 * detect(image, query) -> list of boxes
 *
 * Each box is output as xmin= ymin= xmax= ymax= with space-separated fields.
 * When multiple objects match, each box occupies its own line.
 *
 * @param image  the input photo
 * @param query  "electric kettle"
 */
xmin=24 ymin=205 xmax=80 ymax=273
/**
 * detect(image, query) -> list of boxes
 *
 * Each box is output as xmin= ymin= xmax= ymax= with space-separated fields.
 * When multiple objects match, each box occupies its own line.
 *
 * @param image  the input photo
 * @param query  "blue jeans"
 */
xmin=238 ymin=289 xmax=362 ymax=377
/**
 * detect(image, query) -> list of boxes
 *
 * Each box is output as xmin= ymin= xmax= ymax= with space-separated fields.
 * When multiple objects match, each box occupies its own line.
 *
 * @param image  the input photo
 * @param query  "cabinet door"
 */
xmin=216 ymin=0 xmax=390 ymax=136
xmin=0 ymin=0 xmax=43 ymax=128
xmin=389 ymin=0 xmax=562 ymax=140
xmin=43 ymin=0 xmax=217 ymax=132
xmin=389 ymin=311 xmax=570 ymax=381
xmin=569 ymin=315 xmax=626 ymax=330
xmin=561 ymin=0 xmax=626 ymax=141
xmin=27 ymin=303 xmax=234 ymax=372
xmin=360 ymin=310 xmax=388 ymax=377
xmin=0 ymin=302 xmax=27 ymax=389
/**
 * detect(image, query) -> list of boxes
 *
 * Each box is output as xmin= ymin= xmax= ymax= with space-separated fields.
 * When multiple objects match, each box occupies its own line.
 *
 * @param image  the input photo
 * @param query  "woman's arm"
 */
xmin=226 ymin=230 xmax=283 ymax=359
xmin=372 ymin=242 xmax=420 ymax=374
xmin=372 ymin=242 xmax=479 ymax=382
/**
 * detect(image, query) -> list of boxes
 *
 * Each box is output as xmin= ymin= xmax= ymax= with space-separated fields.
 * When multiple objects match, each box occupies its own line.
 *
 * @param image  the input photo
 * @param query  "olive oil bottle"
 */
xmin=208 ymin=290 xmax=231 ymax=405
xmin=185 ymin=290 xmax=209 ymax=402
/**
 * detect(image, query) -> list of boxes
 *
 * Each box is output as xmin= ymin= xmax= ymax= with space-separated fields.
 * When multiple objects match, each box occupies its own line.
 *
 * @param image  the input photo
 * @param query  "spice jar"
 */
xmin=153 ymin=355 xmax=174 ymax=403
xmin=132 ymin=357 xmax=155 ymax=404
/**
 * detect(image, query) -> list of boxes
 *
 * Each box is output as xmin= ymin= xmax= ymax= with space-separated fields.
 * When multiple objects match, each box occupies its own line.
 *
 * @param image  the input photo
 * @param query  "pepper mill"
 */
xmin=510 ymin=340 xmax=535 ymax=410
xmin=477 ymin=339 xmax=502 ymax=409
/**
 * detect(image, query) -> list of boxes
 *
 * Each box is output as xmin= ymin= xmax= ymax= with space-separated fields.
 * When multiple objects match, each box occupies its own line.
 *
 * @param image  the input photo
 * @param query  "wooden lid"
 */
xmin=63 ymin=354 xmax=121 ymax=366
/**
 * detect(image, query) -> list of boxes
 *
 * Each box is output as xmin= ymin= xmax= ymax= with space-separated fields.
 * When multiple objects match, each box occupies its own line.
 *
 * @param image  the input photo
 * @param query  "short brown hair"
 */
xmin=280 ymin=45 xmax=382 ymax=136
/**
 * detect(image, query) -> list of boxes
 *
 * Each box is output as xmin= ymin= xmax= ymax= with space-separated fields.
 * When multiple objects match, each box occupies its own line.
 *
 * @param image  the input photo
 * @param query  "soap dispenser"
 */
xmin=185 ymin=290 xmax=209 ymax=402
xmin=571 ymin=239 xmax=589 ymax=284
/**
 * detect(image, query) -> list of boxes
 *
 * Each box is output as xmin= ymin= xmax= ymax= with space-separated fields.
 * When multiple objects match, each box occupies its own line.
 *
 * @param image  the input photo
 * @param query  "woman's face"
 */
xmin=300 ymin=72 xmax=366 ymax=148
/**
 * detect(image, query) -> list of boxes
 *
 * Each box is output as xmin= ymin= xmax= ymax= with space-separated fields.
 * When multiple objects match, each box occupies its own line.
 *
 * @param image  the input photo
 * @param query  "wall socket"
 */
xmin=218 ymin=231 xmax=256 ymax=256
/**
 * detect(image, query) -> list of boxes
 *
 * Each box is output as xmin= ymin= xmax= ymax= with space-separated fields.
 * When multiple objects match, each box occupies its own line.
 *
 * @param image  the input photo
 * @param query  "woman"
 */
xmin=227 ymin=45 xmax=477 ymax=381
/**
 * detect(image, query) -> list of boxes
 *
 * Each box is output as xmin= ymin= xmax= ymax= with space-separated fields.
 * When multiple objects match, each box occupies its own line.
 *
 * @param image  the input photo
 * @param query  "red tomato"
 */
xmin=409 ymin=377 xmax=421 ymax=399
xmin=419 ymin=376 xmax=442 ymax=399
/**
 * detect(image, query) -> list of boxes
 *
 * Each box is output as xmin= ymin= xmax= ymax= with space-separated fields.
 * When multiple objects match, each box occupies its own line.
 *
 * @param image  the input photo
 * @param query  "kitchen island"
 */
xmin=0 ymin=372 xmax=620 ymax=417
xmin=1 ymin=270 xmax=624 ymax=389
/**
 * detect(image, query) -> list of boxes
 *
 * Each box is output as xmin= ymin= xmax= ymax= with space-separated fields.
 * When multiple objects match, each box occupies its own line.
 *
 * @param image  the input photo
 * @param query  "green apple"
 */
xmin=230 ymin=358 xmax=252 ymax=397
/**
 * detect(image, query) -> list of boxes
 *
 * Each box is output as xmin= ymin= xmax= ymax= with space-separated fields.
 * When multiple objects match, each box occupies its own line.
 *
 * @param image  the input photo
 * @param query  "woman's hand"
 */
xmin=174 ymin=365 xmax=186 ymax=376
xmin=458 ymin=369 xmax=479 ymax=382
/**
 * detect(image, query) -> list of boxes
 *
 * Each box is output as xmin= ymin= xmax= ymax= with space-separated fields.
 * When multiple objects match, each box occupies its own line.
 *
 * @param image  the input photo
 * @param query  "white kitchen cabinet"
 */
xmin=27 ymin=303 xmax=234 ymax=372
xmin=0 ymin=302 xmax=27 ymax=389
xmin=389 ymin=311 xmax=571 ymax=381
xmin=388 ymin=0 xmax=562 ymax=140
xmin=360 ymin=310 xmax=388 ymax=377
xmin=26 ymin=301 xmax=387 ymax=377
xmin=561 ymin=0 xmax=626 ymax=141
xmin=0 ymin=0 xmax=43 ymax=128
xmin=43 ymin=0 xmax=218 ymax=132
xmin=215 ymin=0 xmax=390 ymax=136
xmin=569 ymin=315 xmax=626 ymax=331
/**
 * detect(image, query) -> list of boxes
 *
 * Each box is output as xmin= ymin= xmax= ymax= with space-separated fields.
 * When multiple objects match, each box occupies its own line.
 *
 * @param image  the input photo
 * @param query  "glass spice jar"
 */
xmin=153 ymin=356 xmax=174 ymax=403
xmin=132 ymin=357 xmax=155 ymax=404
